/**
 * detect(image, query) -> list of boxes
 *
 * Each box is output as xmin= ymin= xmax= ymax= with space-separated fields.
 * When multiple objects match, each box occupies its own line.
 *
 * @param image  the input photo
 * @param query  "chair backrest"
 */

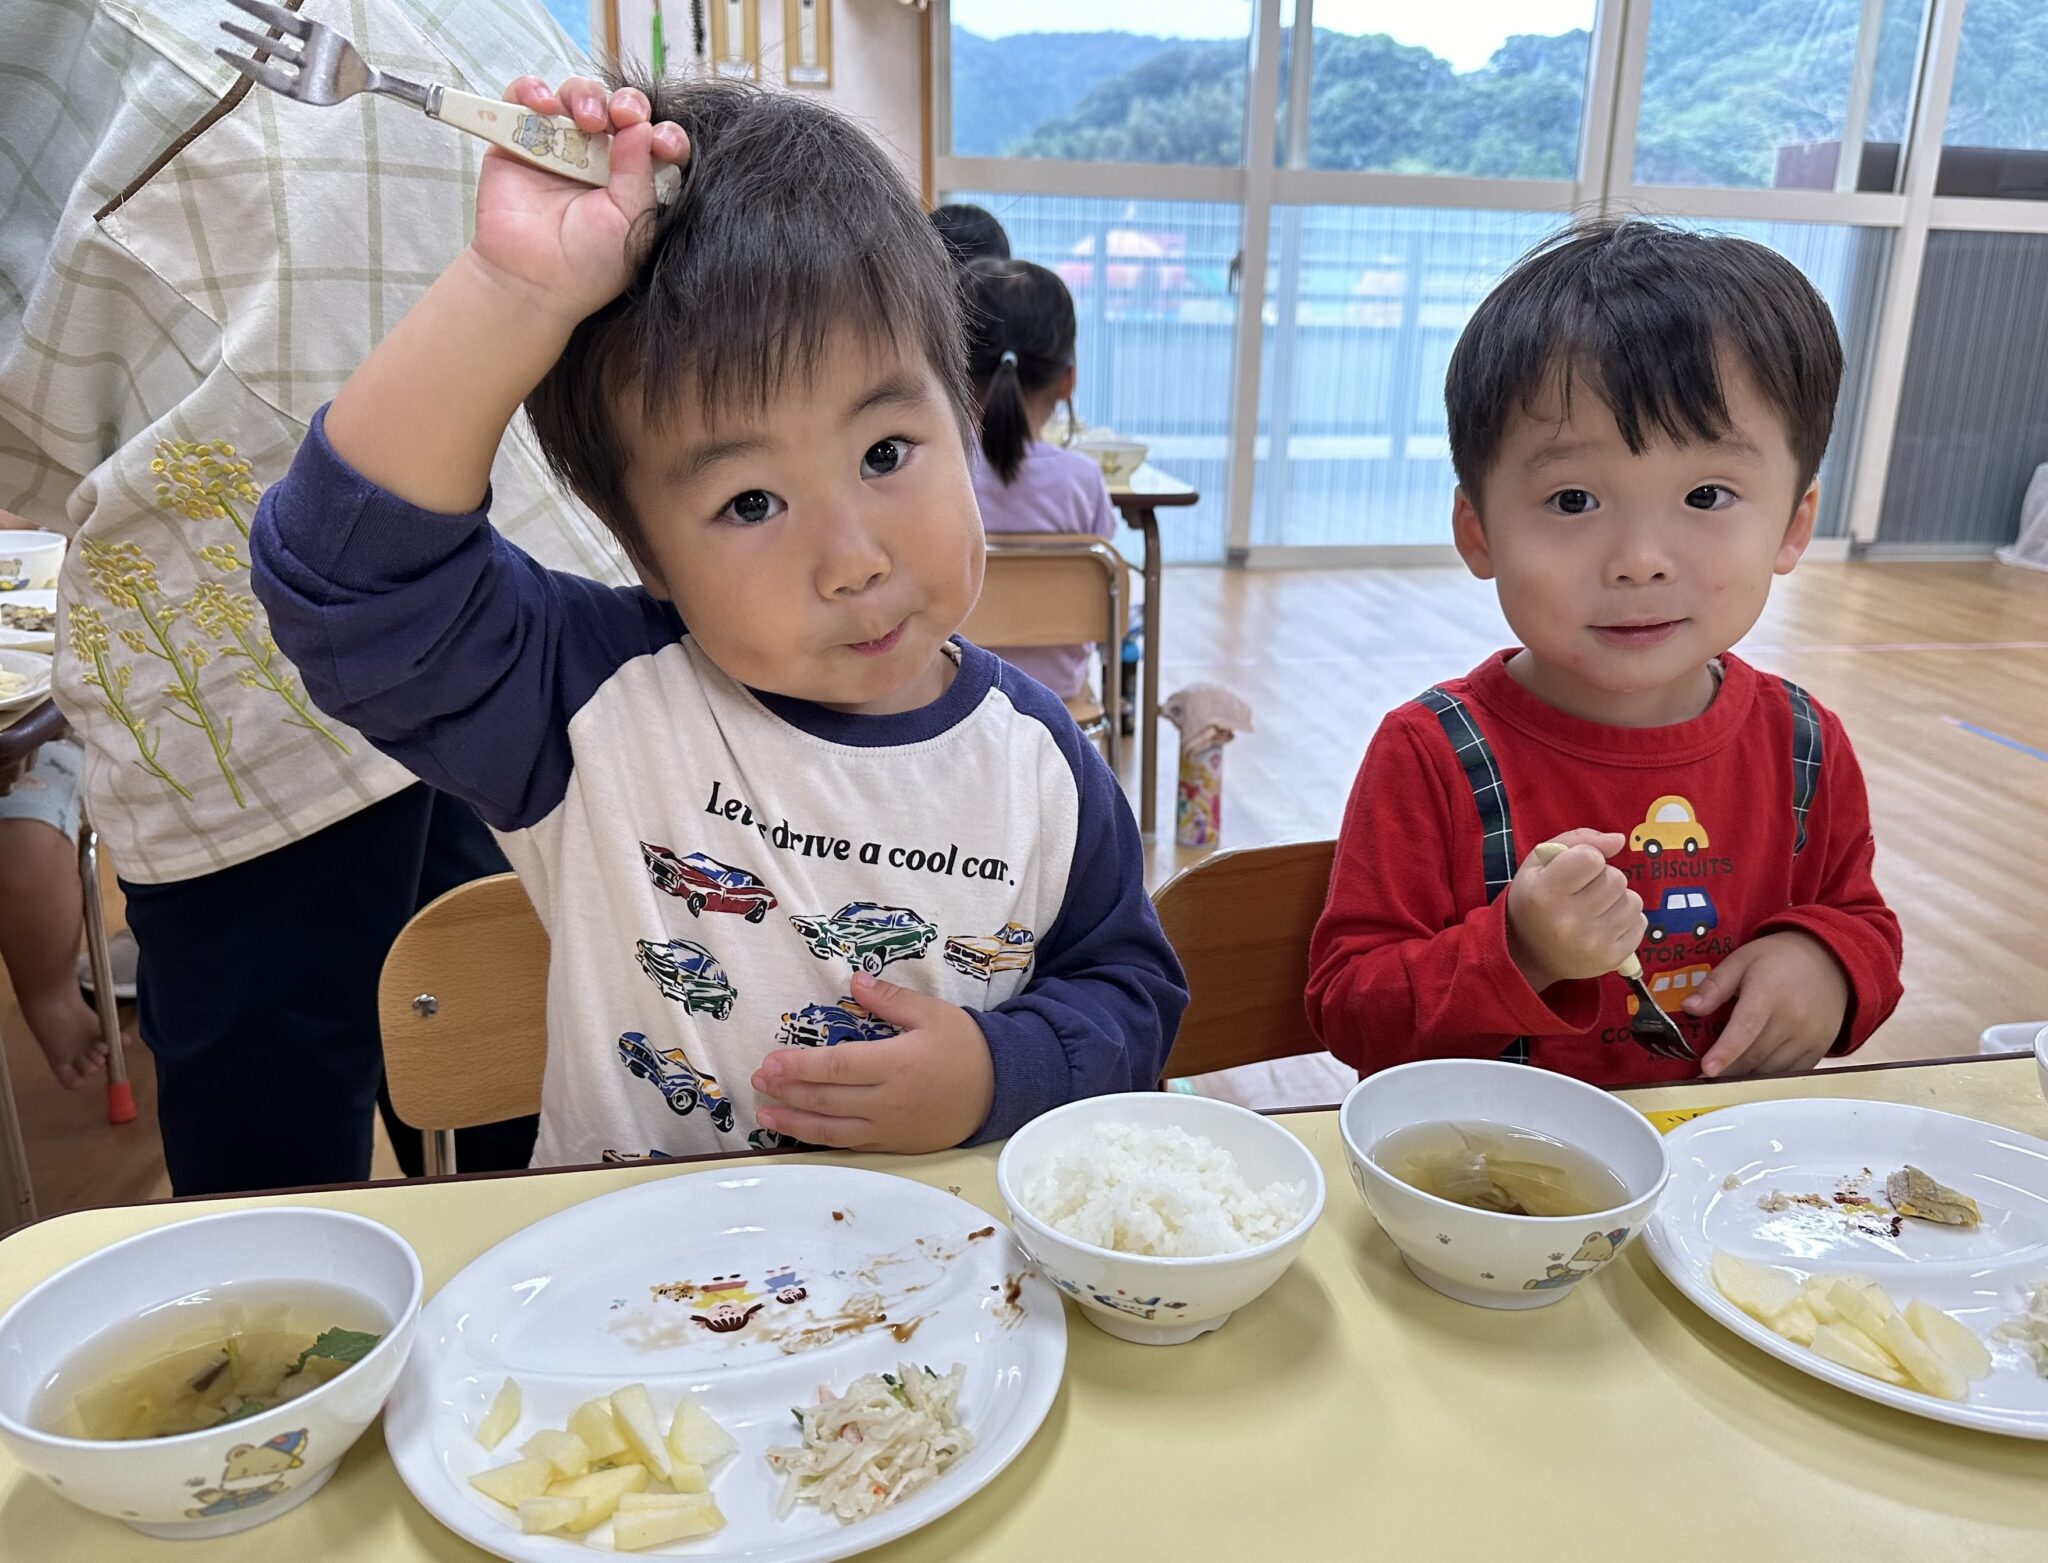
xmin=1152 ymin=839 xmax=1337 ymax=1080
xmin=962 ymin=534 xmax=1130 ymax=649
xmin=378 ymin=873 xmax=549 ymax=1134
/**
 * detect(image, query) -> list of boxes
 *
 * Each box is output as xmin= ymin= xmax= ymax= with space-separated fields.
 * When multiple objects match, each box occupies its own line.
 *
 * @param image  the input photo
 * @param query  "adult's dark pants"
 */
xmin=121 ymin=784 xmax=538 ymax=1196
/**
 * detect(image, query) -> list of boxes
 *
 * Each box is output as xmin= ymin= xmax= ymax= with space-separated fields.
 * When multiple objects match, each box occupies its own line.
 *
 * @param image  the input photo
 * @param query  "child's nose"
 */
xmin=814 ymin=511 xmax=890 ymax=597
xmin=1604 ymin=518 xmax=1673 ymax=585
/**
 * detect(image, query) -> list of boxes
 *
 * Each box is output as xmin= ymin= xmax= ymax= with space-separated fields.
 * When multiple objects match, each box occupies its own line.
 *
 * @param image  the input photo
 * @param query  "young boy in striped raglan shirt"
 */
xmin=252 ymin=75 xmax=1184 ymax=1165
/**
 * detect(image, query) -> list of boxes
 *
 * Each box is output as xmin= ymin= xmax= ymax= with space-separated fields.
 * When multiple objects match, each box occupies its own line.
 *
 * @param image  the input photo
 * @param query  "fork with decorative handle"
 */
xmin=1530 ymin=840 xmax=1696 ymax=1060
xmin=215 ymin=0 xmax=610 ymax=186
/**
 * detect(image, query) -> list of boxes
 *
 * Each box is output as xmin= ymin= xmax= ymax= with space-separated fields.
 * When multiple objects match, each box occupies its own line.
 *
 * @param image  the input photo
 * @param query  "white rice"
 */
xmin=1021 ymin=1121 xmax=1306 ymax=1257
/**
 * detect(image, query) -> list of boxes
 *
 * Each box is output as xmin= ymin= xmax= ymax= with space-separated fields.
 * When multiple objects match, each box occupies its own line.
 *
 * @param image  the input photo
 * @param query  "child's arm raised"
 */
xmin=251 ymin=78 xmax=688 ymax=831
xmin=1306 ymin=715 xmax=1616 ymax=1071
xmin=323 ymin=77 xmax=688 ymax=513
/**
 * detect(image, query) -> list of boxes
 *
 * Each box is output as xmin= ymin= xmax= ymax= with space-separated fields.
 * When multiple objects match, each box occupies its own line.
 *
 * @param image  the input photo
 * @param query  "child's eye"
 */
xmin=1685 ymin=484 xmax=1735 ymax=510
xmin=718 ymin=489 xmax=785 ymax=527
xmin=861 ymin=438 xmax=915 ymax=478
xmin=1546 ymin=488 xmax=1598 ymax=515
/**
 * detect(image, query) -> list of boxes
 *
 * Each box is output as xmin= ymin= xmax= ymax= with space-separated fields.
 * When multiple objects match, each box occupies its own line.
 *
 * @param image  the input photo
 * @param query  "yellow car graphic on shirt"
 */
xmin=1628 ymin=795 xmax=1710 ymax=856
xmin=943 ymin=922 xmax=1036 ymax=979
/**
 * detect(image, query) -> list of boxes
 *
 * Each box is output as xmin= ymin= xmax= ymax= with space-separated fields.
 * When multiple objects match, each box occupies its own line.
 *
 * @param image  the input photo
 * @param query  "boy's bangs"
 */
xmin=1537 ymin=318 xmax=1736 ymax=461
xmin=1445 ymin=220 xmax=1843 ymax=499
xmin=629 ymin=235 xmax=944 ymax=428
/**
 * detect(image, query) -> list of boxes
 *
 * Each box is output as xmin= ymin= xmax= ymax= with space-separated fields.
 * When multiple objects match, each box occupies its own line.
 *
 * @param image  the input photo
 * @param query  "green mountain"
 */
xmin=962 ymin=0 xmax=2047 ymax=181
xmin=949 ymin=31 xmax=1179 ymax=157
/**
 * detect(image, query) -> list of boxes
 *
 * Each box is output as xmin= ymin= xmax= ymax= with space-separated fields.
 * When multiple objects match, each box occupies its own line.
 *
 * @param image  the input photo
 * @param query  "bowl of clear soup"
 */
xmin=0 ymin=1206 xmax=422 ymax=1536
xmin=1338 ymin=1059 xmax=1672 ymax=1309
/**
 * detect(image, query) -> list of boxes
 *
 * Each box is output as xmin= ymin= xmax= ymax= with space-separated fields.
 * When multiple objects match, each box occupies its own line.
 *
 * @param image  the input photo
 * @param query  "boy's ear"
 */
xmin=1452 ymin=487 xmax=1495 ymax=580
xmin=1775 ymin=479 xmax=1821 ymax=575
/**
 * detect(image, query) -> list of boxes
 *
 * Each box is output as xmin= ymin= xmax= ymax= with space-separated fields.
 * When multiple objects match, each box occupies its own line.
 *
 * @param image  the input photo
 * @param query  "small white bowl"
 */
xmin=0 ymin=1208 xmax=422 ymax=1539
xmin=996 ymin=1093 xmax=1325 ymax=1346
xmin=1073 ymin=434 xmax=1149 ymax=489
xmin=1339 ymin=1060 xmax=1670 ymax=1310
xmin=0 ymin=529 xmax=64 ymax=592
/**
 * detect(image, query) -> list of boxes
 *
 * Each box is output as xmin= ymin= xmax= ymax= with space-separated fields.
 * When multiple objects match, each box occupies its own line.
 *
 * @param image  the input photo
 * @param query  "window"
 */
xmin=946 ymin=191 xmax=1242 ymax=561
xmin=1939 ymin=0 xmax=2048 ymax=199
xmin=1631 ymin=0 xmax=1923 ymax=192
xmin=1281 ymin=1 xmax=1598 ymax=179
xmin=1251 ymin=206 xmax=1563 ymax=547
xmin=949 ymin=1 xmax=1254 ymax=166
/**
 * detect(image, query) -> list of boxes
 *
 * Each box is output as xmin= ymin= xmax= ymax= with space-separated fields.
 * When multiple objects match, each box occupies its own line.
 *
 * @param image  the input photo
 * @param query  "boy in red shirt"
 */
xmin=1306 ymin=220 xmax=1902 ymax=1086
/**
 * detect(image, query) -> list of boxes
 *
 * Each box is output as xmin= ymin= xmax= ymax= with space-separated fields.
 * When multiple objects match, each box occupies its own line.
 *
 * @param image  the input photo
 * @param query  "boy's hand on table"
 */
xmin=1688 ymin=931 xmax=1849 ymax=1078
xmin=1504 ymin=828 xmax=1645 ymax=993
xmin=466 ymin=76 xmax=690 ymax=327
xmin=750 ymin=972 xmax=995 ymax=1153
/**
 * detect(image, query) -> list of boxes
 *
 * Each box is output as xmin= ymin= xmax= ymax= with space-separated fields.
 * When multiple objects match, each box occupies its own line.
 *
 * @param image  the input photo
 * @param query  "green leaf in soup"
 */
xmin=220 ymin=1400 xmax=271 ymax=1425
xmin=289 ymin=1327 xmax=381 ymax=1378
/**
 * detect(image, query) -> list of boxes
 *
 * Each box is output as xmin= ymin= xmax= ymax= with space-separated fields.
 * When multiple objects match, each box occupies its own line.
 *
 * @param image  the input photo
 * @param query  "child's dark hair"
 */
xmin=1446 ymin=219 xmax=1842 ymax=504
xmin=527 ymin=77 xmax=971 ymax=553
xmin=963 ymin=258 xmax=1075 ymax=485
xmin=930 ymin=202 xmax=1011 ymax=265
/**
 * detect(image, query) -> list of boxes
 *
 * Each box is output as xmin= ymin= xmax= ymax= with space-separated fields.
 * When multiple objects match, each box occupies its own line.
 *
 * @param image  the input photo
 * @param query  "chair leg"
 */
xmin=422 ymin=1128 xmax=458 ymax=1178
xmin=1103 ymin=658 xmax=1122 ymax=771
xmin=76 ymin=810 xmax=134 ymax=1126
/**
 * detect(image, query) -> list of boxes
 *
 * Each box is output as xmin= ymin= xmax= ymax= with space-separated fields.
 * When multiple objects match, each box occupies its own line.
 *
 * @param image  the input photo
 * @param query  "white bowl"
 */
xmin=0 ymin=1208 xmax=422 ymax=1539
xmin=1073 ymin=434 xmax=1148 ymax=488
xmin=1338 ymin=1061 xmax=1670 ymax=1311
xmin=996 ymin=1093 xmax=1325 ymax=1346
xmin=0 ymin=529 xmax=64 ymax=592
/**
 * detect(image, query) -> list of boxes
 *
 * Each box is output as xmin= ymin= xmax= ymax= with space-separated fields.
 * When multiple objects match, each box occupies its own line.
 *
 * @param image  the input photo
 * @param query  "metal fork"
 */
xmin=215 ymin=0 xmax=611 ymax=186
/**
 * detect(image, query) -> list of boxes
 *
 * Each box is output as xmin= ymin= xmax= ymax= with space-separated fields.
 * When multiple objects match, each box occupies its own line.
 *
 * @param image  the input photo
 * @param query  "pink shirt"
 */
xmin=970 ymin=440 xmax=1120 ymax=700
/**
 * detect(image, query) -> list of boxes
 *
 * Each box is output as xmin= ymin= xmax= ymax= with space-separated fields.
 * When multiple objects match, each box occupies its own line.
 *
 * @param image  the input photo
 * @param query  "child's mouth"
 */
xmin=1592 ymin=620 xmax=1683 ymax=648
xmin=847 ymin=621 xmax=907 ymax=657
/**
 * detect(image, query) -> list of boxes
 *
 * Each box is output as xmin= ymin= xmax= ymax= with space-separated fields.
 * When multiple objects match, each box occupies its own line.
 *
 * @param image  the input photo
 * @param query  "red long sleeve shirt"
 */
xmin=1306 ymin=651 xmax=1903 ymax=1086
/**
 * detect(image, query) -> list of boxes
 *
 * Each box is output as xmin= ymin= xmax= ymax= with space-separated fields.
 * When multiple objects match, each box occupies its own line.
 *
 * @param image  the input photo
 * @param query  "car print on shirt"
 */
xmin=943 ymin=921 xmax=1036 ymax=980
xmin=775 ymin=995 xmax=899 ymax=1048
xmin=787 ymin=902 xmax=937 ymax=974
xmin=635 ymin=938 xmax=738 ymax=1020
xmin=1627 ymin=963 xmax=1713 ymax=1018
xmin=616 ymin=1032 xmax=737 ymax=1132
xmin=639 ymin=843 xmax=779 ymax=923
xmin=1644 ymin=887 xmax=1718 ymax=942
xmin=1628 ymin=795 xmax=1710 ymax=857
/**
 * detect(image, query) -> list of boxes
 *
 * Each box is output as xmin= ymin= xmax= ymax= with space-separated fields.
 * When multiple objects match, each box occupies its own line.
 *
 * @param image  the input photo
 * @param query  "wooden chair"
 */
xmin=1151 ymin=839 xmax=1337 ymax=1081
xmin=377 ymin=873 xmax=549 ymax=1175
xmin=963 ymin=534 xmax=1131 ymax=768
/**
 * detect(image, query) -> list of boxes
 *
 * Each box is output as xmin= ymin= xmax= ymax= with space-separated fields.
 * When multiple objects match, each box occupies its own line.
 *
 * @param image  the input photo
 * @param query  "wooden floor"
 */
xmin=4 ymin=560 xmax=2045 ymax=1216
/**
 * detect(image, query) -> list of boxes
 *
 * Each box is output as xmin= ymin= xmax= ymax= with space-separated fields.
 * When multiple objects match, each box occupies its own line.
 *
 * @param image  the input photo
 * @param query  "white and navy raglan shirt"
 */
xmin=251 ymin=411 xmax=1186 ymax=1166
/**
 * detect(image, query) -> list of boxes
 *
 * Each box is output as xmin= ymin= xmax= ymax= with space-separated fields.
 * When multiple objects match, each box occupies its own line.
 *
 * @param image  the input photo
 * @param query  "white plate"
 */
xmin=0 ymin=648 xmax=51 ymax=712
xmin=1645 ymin=1099 xmax=2048 ymax=1437
xmin=0 ymin=591 xmax=56 ymax=652
xmin=385 ymin=1165 xmax=1066 ymax=1561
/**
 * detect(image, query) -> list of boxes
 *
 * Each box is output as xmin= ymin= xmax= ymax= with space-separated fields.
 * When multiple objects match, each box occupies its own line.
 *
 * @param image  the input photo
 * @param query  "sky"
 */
xmin=951 ymin=0 xmax=1595 ymax=74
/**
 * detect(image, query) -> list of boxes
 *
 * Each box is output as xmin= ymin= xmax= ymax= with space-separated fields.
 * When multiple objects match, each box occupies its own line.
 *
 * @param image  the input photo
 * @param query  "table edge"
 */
xmin=0 ymin=1052 xmax=2024 ymax=1247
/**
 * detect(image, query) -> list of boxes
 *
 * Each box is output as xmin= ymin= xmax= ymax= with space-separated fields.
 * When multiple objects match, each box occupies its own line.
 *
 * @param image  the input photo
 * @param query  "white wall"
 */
xmin=611 ymin=0 xmax=926 ymax=188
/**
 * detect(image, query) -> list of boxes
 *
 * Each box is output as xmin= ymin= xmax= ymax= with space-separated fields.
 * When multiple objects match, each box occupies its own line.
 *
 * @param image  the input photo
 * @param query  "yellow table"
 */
xmin=4 ymin=1057 xmax=2044 ymax=1561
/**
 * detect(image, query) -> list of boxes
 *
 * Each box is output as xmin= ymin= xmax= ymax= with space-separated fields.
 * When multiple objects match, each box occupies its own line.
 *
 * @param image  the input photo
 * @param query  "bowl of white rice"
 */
xmin=996 ymin=1093 xmax=1324 ymax=1345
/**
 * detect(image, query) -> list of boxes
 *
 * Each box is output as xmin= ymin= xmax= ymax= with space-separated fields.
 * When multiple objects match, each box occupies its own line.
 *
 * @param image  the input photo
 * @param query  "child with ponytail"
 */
xmin=964 ymin=258 xmax=1121 ymax=702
